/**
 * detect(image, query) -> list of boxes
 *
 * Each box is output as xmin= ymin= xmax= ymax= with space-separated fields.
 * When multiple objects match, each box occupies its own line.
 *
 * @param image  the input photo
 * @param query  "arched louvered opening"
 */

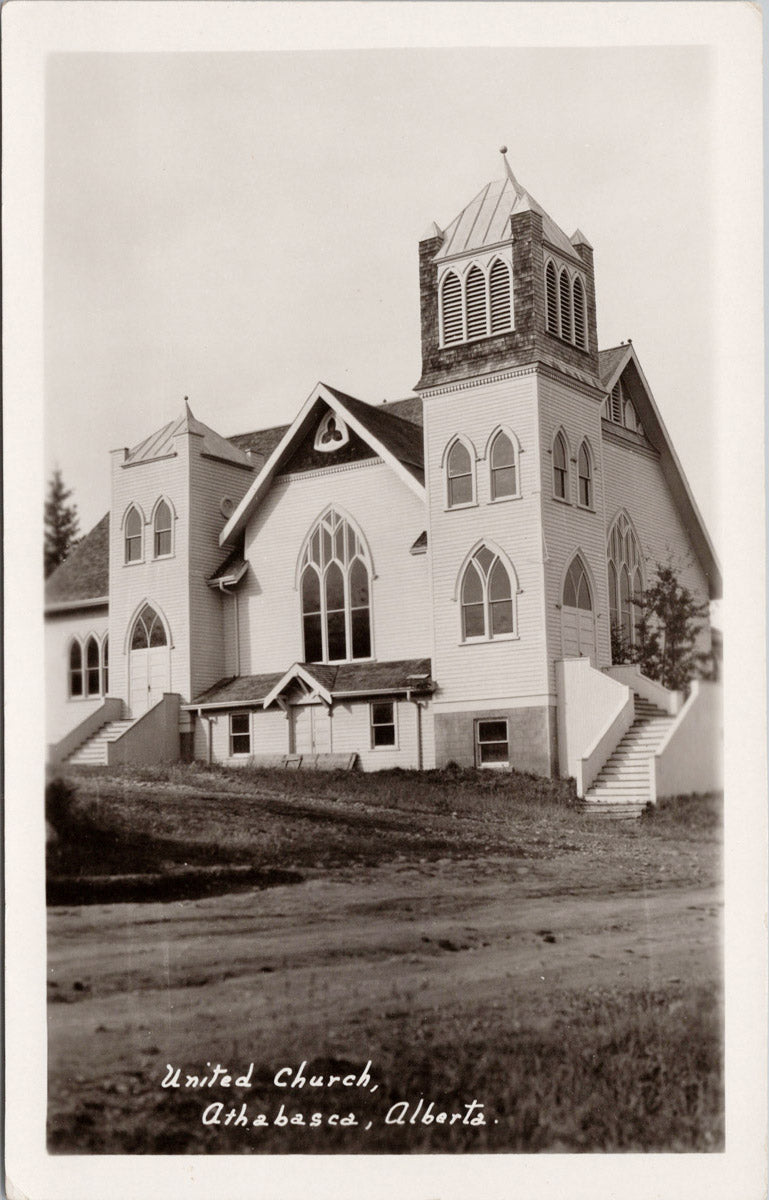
xmin=489 ymin=431 xmax=517 ymax=500
xmin=559 ymin=269 xmax=572 ymax=342
xmin=489 ymin=259 xmax=512 ymax=334
xmin=607 ymin=513 xmax=644 ymax=653
xmin=553 ymin=432 xmax=568 ymax=501
xmin=460 ymin=545 xmax=515 ymax=641
xmin=124 ymin=506 xmax=143 ymax=564
xmin=573 ymin=276 xmax=587 ymax=349
xmin=85 ymin=635 xmax=101 ymax=696
xmin=545 ymin=261 xmax=558 ymax=333
xmin=577 ymin=441 xmax=592 ymax=508
xmin=610 ymin=381 xmax=623 ymax=423
xmin=465 ymin=265 xmax=488 ymax=339
xmin=69 ymin=641 xmax=83 ymax=698
xmin=131 ymin=604 xmax=167 ymax=649
xmin=299 ymin=508 xmax=372 ymax=663
xmin=153 ymin=499 xmax=172 ymax=557
xmin=446 ymin=439 xmax=474 ymax=507
xmin=440 ymin=272 xmax=463 ymax=345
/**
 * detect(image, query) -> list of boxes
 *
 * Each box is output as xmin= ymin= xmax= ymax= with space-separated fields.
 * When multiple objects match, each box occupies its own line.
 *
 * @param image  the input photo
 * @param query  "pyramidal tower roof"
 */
xmin=434 ymin=150 xmax=577 ymax=261
xmin=125 ymin=400 xmax=252 ymax=467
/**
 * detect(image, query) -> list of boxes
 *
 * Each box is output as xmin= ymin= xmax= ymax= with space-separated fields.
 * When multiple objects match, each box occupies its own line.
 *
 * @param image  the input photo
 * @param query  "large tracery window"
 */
xmin=607 ymin=514 xmax=644 ymax=647
xmin=300 ymin=509 xmax=371 ymax=663
xmin=461 ymin=545 xmax=515 ymax=641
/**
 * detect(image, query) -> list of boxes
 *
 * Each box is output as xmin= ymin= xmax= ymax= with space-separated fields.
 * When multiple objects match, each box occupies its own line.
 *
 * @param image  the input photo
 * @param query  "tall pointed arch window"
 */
xmin=446 ymin=439 xmax=475 ymax=508
xmin=489 ymin=431 xmax=518 ymax=501
xmin=299 ymin=509 xmax=372 ymax=663
xmin=85 ymin=635 xmax=101 ymax=696
xmin=460 ymin=546 xmax=515 ymax=641
xmin=489 ymin=259 xmax=512 ymax=333
xmin=553 ymin=432 xmax=569 ymax=501
xmin=69 ymin=641 xmax=83 ymax=697
xmin=577 ymin=441 xmax=593 ymax=508
xmin=607 ymin=514 xmax=644 ymax=648
xmin=124 ymin=506 xmax=143 ymax=564
xmin=545 ymin=261 xmax=558 ymax=333
xmin=102 ymin=636 xmax=109 ymax=694
xmin=131 ymin=604 xmax=167 ymax=649
xmin=440 ymin=272 xmax=463 ymax=345
xmin=559 ymin=269 xmax=572 ymax=342
xmin=573 ymin=276 xmax=587 ymax=349
xmin=153 ymin=499 xmax=172 ymax=558
xmin=465 ymin=265 xmax=488 ymax=339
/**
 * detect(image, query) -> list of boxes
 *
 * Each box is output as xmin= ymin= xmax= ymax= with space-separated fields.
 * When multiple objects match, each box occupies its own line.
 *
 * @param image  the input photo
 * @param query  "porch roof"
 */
xmin=186 ymin=658 xmax=434 ymax=710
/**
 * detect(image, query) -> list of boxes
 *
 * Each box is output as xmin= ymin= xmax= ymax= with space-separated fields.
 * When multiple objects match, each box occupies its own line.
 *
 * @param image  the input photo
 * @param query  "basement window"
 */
xmin=370 ymin=701 xmax=396 ymax=748
xmin=229 ymin=712 xmax=251 ymax=756
xmin=475 ymin=719 xmax=510 ymax=768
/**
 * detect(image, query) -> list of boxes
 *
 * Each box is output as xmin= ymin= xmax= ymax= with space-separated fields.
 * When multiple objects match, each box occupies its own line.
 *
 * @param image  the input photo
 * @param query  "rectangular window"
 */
xmin=229 ymin=712 xmax=251 ymax=756
xmin=370 ymin=701 xmax=396 ymax=748
xmin=475 ymin=719 xmax=509 ymax=768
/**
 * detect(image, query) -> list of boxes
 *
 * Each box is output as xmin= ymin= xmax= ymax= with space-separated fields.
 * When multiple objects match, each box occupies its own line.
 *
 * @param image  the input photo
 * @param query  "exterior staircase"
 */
xmin=66 ymin=719 xmax=137 ymax=766
xmin=579 ymin=695 xmax=675 ymax=819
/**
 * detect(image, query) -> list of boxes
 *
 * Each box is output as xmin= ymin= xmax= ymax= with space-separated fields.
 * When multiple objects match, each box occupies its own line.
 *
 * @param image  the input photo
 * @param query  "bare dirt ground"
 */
xmin=47 ymin=851 xmax=722 ymax=1152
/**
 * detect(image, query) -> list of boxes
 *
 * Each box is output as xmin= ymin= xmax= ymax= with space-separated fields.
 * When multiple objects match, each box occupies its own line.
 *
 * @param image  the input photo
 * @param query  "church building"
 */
xmin=45 ymin=156 xmax=722 ymax=810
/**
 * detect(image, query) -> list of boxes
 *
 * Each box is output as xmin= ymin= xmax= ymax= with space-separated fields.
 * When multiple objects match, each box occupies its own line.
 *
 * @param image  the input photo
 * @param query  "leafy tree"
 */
xmin=44 ymin=467 xmax=80 ymax=578
xmin=630 ymin=559 xmax=710 ymax=691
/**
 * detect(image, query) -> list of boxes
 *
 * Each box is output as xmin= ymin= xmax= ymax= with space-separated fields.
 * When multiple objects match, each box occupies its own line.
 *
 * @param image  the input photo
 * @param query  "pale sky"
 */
xmin=45 ymin=47 xmax=716 ymax=536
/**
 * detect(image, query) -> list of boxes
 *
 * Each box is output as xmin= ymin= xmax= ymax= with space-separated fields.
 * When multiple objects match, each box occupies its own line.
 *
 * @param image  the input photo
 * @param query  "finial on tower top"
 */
xmin=499 ymin=146 xmax=523 ymax=196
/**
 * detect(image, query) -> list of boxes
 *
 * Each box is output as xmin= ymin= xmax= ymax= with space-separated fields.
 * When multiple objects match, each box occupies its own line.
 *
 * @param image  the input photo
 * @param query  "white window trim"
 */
xmin=485 ymin=427 xmax=522 ymax=504
xmin=229 ymin=711 xmax=252 ymax=757
xmin=369 ymin=700 xmax=398 ymax=750
xmin=438 ymin=252 xmax=514 ymax=349
xmin=299 ymin=509 xmax=375 ymax=665
xmin=68 ymin=634 xmax=109 ymax=701
xmin=475 ymin=718 xmax=510 ymax=769
xmin=123 ymin=504 xmax=145 ymax=566
xmin=551 ymin=430 xmax=571 ymax=504
xmin=443 ymin=435 xmax=478 ymax=511
xmin=458 ymin=546 xmax=520 ymax=644
xmin=151 ymin=496 xmax=176 ymax=561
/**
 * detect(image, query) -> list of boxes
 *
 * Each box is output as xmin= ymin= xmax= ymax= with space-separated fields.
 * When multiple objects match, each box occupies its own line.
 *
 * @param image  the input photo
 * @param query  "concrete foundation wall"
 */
xmin=433 ymin=704 xmax=556 ymax=776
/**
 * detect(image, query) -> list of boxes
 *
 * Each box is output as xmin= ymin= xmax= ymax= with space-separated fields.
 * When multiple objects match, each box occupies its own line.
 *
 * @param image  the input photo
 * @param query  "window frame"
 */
xmin=68 ymin=639 xmax=84 ymax=698
xmin=445 ymin=437 xmax=477 ymax=510
xmin=370 ymin=700 xmax=397 ymax=750
xmin=459 ymin=545 xmax=517 ymax=644
xmin=577 ymin=440 xmax=593 ymax=510
xmin=552 ymin=431 xmax=570 ymax=503
xmin=475 ymin=718 xmax=510 ymax=769
xmin=487 ymin=428 xmax=521 ymax=503
xmin=152 ymin=498 xmax=174 ymax=559
xmin=229 ymin=711 xmax=252 ymax=757
xmin=438 ymin=254 xmax=514 ymax=349
xmin=124 ymin=505 xmax=144 ymax=565
xmin=299 ymin=508 xmax=373 ymax=665
xmin=68 ymin=634 xmax=109 ymax=700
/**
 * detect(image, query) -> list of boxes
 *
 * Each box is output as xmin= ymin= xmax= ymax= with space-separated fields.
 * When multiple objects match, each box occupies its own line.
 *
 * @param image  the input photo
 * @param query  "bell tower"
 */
xmin=415 ymin=150 xmax=600 ymax=392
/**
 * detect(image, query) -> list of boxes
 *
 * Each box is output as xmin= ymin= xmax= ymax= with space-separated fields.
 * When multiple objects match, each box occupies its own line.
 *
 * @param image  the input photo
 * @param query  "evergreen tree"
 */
xmin=631 ymin=559 xmax=710 ymax=691
xmin=44 ymin=468 xmax=80 ymax=577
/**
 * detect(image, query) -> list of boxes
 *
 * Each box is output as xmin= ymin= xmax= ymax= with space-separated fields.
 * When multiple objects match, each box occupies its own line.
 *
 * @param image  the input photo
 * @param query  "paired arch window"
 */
xmin=604 ymin=379 xmax=643 ymax=434
xmin=553 ymin=432 xmax=569 ymax=501
xmin=544 ymin=259 xmax=588 ymax=350
xmin=577 ymin=441 xmax=593 ymax=508
xmin=489 ymin=430 xmax=518 ymax=501
xmin=460 ymin=545 xmax=515 ymax=641
xmin=68 ymin=635 xmax=108 ymax=698
xmin=607 ymin=514 xmax=644 ymax=646
xmin=439 ymin=257 xmax=513 ymax=346
xmin=300 ymin=509 xmax=371 ymax=663
xmin=131 ymin=604 xmax=167 ymax=649
xmin=446 ymin=440 xmax=475 ymax=507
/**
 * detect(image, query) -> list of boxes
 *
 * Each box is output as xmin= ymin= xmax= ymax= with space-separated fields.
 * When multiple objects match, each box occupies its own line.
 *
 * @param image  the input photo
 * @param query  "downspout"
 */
xmin=407 ymin=689 xmax=424 ymax=772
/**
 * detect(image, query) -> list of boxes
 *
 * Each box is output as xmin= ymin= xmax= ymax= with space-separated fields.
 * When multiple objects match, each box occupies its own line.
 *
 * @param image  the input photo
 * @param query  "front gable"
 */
xmin=277 ymin=404 xmax=379 ymax=477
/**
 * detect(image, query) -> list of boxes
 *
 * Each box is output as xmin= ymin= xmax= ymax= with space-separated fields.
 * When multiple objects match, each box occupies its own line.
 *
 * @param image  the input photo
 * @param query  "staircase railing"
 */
xmin=556 ymin=658 xmax=635 ymax=796
xmin=605 ymin=665 xmax=682 ymax=715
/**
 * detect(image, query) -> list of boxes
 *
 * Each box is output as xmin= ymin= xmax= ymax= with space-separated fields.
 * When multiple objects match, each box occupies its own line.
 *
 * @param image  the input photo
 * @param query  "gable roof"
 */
xmin=125 ymin=400 xmax=252 ymax=469
xmin=220 ymin=383 xmax=426 ymax=545
xmin=45 ymin=514 xmax=110 ymax=609
xmin=598 ymin=343 xmax=722 ymax=599
xmin=435 ymin=175 xmax=577 ymax=262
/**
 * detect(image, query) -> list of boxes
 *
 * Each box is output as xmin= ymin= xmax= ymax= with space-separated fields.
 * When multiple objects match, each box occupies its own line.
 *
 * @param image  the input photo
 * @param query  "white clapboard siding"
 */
xmin=45 ymin=607 xmax=110 ymax=743
xmin=237 ymin=460 xmax=431 ymax=674
xmin=424 ymin=372 xmax=550 ymax=706
xmin=602 ymin=437 xmax=712 ymax=654
xmin=327 ymin=699 xmax=424 ymax=771
xmin=538 ymin=374 xmax=611 ymax=693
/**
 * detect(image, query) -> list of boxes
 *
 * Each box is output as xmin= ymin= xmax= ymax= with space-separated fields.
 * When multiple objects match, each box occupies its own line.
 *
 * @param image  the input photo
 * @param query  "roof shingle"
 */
xmin=45 ymin=514 xmax=110 ymax=607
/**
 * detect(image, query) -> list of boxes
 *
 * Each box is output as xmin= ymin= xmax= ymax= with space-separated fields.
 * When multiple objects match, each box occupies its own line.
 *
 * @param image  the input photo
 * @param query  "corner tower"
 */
xmin=415 ymin=151 xmax=599 ymax=391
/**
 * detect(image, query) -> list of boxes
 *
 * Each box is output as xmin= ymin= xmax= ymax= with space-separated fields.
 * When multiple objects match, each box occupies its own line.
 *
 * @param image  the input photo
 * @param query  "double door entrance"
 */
xmin=292 ymin=703 xmax=332 ymax=755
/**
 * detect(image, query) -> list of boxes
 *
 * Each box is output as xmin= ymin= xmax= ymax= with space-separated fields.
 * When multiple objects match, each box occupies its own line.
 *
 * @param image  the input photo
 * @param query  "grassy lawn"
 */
xmin=46 ymin=764 xmax=723 ymax=1153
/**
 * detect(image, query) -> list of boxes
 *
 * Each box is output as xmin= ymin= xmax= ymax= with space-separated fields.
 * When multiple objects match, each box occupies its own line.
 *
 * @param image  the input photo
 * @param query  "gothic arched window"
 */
xmin=131 ymin=604 xmax=167 ymax=649
xmin=607 ymin=513 xmax=644 ymax=648
xmin=299 ymin=509 xmax=372 ymax=663
xmin=69 ymin=640 xmax=83 ymax=698
xmin=489 ymin=431 xmax=518 ymax=501
xmin=85 ymin=635 xmax=101 ymax=696
xmin=460 ymin=546 xmax=515 ymax=641
xmin=446 ymin=439 xmax=475 ymax=508
xmin=577 ymin=441 xmax=593 ymax=508
xmin=124 ymin=506 xmax=143 ymax=564
xmin=153 ymin=499 xmax=172 ymax=558
xmin=553 ymin=432 xmax=569 ymax=501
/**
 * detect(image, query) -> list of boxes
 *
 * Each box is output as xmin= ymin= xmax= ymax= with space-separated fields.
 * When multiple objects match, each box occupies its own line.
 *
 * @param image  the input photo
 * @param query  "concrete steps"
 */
xmin=579 ymin=694 xmax=674 ymax=819
xmin=66 ymin=719 xmax=136 ymax=766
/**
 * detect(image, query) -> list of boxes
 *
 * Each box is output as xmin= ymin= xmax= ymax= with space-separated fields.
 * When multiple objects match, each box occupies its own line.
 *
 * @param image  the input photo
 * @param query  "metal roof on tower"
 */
xmin=124 ymin=400 xmax=252 ymax=468
xmin=435 ymin=160 xmax=577 ymax=262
